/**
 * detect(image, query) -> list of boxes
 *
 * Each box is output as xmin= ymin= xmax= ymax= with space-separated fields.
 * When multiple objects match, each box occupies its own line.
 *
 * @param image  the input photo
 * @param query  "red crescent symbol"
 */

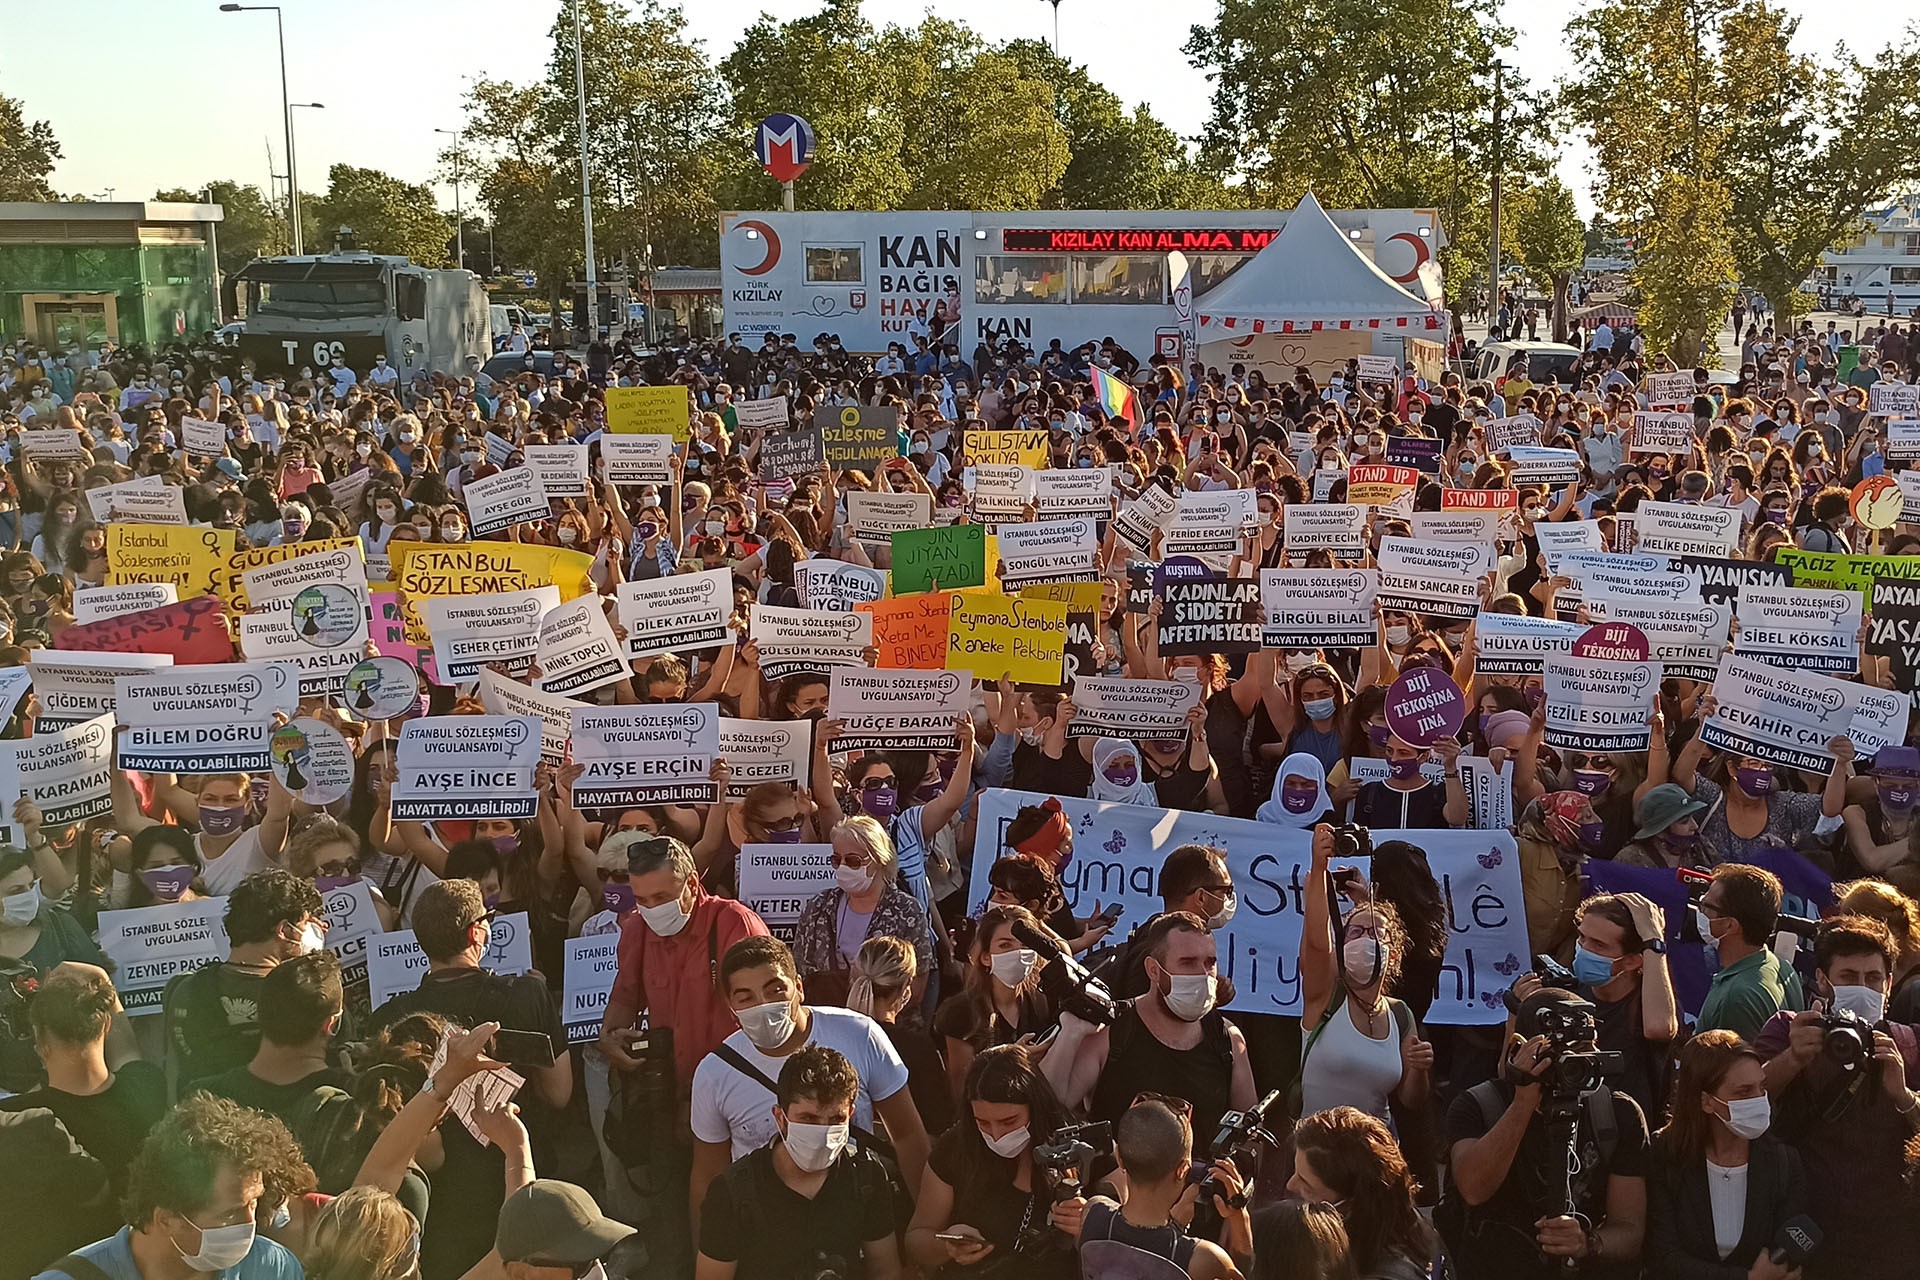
xmin=736 ymin=220 xmax=780 ymax=277
xmin=1230 ymin=336 xmax=1256 ymax=349
xmin=1385 ymin=232 xmax=1431 ymax=283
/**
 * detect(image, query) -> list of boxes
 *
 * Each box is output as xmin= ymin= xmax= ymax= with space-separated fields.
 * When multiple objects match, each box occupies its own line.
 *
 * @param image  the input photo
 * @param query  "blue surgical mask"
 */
xmin=1571 ymin=945 xmax=1617 ymax=988
xmin=1302 ymin=697 xmax=1337 ymax=721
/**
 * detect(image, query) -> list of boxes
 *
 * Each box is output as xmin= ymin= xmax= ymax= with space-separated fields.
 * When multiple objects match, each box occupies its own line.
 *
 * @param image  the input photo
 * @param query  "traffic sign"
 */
xmin=755 ymin=114 xmax=816 ymax=184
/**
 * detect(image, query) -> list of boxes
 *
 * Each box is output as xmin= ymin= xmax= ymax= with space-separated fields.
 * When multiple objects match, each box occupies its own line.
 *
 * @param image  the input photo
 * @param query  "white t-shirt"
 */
xmin=195 ymin=826 xmax=271 ymax=896
xmin=1706 ymin=1159 xmax=1747 ymax=1259
xmin=690 ymin=1006 xmax=910 ymax=1159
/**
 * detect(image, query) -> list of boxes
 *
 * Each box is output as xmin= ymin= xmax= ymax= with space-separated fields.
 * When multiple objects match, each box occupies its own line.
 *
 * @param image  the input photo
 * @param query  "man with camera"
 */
xmin=1756 ymin=916 xmax=1920 ymax=1280
xmin=1568 ymin=893 xmax=1679 ymax=1124
xmin=695 ymin=1045 xmax=902 ymax=1280
xmin=1075 ymin=1099 xmax=1248 ymax=1280
xmin=1696 ymin=864 xmax=1805 ymax=1042
xmin=1439 ymin=987 xmax=1649 ymax=1280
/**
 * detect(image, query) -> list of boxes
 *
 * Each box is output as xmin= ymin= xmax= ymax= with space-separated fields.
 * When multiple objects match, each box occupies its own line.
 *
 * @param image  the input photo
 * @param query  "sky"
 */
xmin=6 ymin=0 xmax=1913 ymax=225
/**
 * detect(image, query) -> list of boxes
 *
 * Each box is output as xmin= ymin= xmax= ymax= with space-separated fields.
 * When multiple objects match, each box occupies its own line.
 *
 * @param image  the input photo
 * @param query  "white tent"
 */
xmin=1196 ymin=192 xmax=1444 ymax=336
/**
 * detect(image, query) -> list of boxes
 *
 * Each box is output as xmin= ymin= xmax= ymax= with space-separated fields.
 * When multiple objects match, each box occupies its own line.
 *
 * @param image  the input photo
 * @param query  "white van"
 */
xmin=489 ymin=303 xmax=532 ymax=350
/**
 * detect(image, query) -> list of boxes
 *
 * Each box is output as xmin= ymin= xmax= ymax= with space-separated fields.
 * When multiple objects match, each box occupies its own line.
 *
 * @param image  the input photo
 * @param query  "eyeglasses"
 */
xmin=830 ymin=850 xmax=871 ymax=869
xmin=1131 ymin=1091 xmax=1194 ymax=1120
xmin=1194 ymin=882 xmax=1234 ymax=901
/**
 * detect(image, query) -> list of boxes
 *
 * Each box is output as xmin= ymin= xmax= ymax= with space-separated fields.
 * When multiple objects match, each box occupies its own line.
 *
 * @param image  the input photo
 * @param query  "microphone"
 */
xmin=1770 ymin=1216 xmax=1821 ymax=1267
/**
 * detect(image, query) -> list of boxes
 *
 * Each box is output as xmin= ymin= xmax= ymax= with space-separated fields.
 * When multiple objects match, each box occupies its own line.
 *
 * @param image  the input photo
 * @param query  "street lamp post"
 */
xmin=435 ymin=128 xmax=465 ymax=270
xmin=219 ymin=4 xmax=304 ymax=255
xmin=572 ymin=0 xmax=598 ymax=343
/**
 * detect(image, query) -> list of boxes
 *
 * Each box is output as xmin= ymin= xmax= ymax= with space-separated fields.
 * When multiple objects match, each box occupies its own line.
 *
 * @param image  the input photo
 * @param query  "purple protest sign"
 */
xmin=1573 ymin=622 xmax=1651 ymax=663
xmin=1383 ymin=666 xmax=1467 ymax=747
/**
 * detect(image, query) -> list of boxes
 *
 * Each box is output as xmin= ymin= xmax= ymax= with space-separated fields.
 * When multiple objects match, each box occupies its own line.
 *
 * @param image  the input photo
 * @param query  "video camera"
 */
xmin=1012 ymin=1122 xmax=1113 ymax=1259
xmin=1011 ymin=917 xmax=1117 ymax=1027
xmin=1197 ymin=1090 xmax=1284 ymax=1207
xmin=1506 ymin=988 xmax=1624 ymax=1099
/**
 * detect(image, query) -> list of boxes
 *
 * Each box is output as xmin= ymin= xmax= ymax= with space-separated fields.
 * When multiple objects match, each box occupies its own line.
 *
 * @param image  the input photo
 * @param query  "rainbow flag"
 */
xmin=1090 ymin=364 xmax=1136 ymax=427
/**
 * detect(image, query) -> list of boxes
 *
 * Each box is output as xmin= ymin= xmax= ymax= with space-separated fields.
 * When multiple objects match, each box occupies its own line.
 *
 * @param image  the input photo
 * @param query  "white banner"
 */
xmin=425 ymin=586 xmax=560 ymax=683
xmin=71 ymin=582 xmax=177 ymax=625
xmin=1374 ymin=568 xmax=1481 ymax=621
xmin=1284 ymin=503 xmax=1366 ymax=556
xmin=1034 ymin=468 xmax=1112 ymax=518
xmin=390 ymin=715 xmax=542 ymax=820
xmin=599 ymin=435 xmax=676 ymax=485
xmin=28 ymin=650 xmax=172 ymax=727
xmin=738 ymin=843 xmax=835 ymax=943
xmin=100 ymin=484 xmax=188 ymax=526
xmin=847 ymin=491 xmax=931 ymax=543
xmin=321 ymin=878 xmax=382 ymax=986
xmin=972 ymin=463 xmax=1037 ymax=519
xmin=797 ymin=561 xmax=888 ymax=612
xmin=994 ymin=517 xmax=1099 ymax=587
xmin=534 ymin=596 xmax=629 ymax=696
xmin=1507 ymin=446 xmax=1582 ymax=486
xmin=1472 ymin=613 xmax=1583 ymax=676
xmin=83 ymin=476 xmax=165 ymax=523
xmin=1632 ymin=501 xmax=1741 ymax=557
xmin=1735 ymin=586 xmax=1861 ymax=674
xmin=1410 ymin=510 xmax=1499 ymax=545
xmin=462 ymin=465 xmax=548 ymax=535
xmin=368 ymin=914 xmax=532 ymax=1009
xmin=1544 ymin=652 xmax=1658 ymax=752
xmin=525 ymin=444 xmax=590 ymax=500
xmin=180 ymin=416 xmax=226 ymax=456
xmin=1258 ymin=569 xmax=1377 ymax=648
xmin=1483 ymin=414 xmax=1542 ymax=454
xmin=733 ymin=396 xmax=791 ymax=431
xmin=476 ymin=668 xmax=579 ymax=762
xmin=1111 ymin=485 xmax=1177 ymax=555
xmin=97 ymin=898 xmax=231 ymax=1014
xmin=0 ymin=714 xmax=114 ymax=838
xmin=1631 ymin=412 xmax=1695 ymax=456
xmin=828 ymin=667 xmax=970 ymax=750
xmin=1869 ymin=382 xmax=1920 ymax=418
xmin=113 ymin=664 xmax=295 ymax=773
xmin=21 ymin=427 xmax=89 ymax=460
xmin=1067 ymin=676 xmax=1201 ymax=739
xmin=1646 ymin=370 xmax=1696 ymax=407
xmin=1534 ymin=520 xmax=1606 ymax=575
xmin=1164 ymin=493 xmax=1244 ymax=557
xmin=1584 ymin=598 xmax=1730 ymax=682
xmin=1458 ymin=755 xmax=1514 ymax=831
xmin=616 ymin=567 xmax=732 ymax=656
xmin=570 ymin=704 xmax=720 ymax=808
xmin=562 ymin=934 xmax=621 ymax=1044
xmin=1379 ymin=535 xmax=1494 ymax=579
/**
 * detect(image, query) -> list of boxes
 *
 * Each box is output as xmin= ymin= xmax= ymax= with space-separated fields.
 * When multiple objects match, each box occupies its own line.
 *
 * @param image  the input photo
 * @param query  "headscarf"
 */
xmin=1256 ymin=751 xmax=1331 ymax=827
xmin=1090 ymin=738 xmax=1157 ymax=805
xmin=1534 ymin=790 xmax=1594 ymax=854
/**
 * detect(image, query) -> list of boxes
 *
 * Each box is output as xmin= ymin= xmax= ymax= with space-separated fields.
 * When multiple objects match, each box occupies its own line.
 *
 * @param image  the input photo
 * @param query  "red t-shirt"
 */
xmin=608 ymin=884 xmax=769 ymax=1084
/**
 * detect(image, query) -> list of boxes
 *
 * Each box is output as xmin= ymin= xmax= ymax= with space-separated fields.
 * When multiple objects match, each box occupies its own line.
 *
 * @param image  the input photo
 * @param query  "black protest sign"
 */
xmin=1668 ymin=555 xmax=1789 ymax=606
xmin=1868 ymin=578 xmax=1920 ymax=661
xmin=821 ymin=404 xmax=900 ymax=472
xmin=1158 ymin=576 xmax=1262 ymax=656
xmin=759 ymin=427 xmax=825 ymax=481
xmin=1126 ymin=564 xmax=1155 ymax=614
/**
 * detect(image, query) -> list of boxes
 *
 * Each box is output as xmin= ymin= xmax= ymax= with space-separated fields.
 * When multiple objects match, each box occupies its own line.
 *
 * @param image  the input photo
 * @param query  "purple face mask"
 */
xmin=1388 ymin=756 xmax=1424 ymax=781
xmin=1366 ymin=722 xmax=1391 ymax=748
xmin=141 ymin=865 xmax=194 ymax=902
xmin=198 ymin=805 xmax=247 ymax=837
xmin=764 ymin=825 xmax=804 ymax=844
xmin=315 ymin=874 xmax=357 ymax=893
xmin=602 ymin=881 xmax=637 ymax=916
xmin=1734 ymin=766 xmax=1774 ymax=798
xmin=1523 ymin=685 xmax=1546 ymax=710
xmin=1878 ymin=777 xmax=1918 ymax=814
xmin=1571 ymin=768 xmax=1612 ymax=797
xmin=1280 ymin=783 xmax=1320 ymax=814
xmin=491 ymin=835 xmax=519 ymax=856
xmin=859 ymin=785 xmax=899 ymax=820
xmin=1578 ymin=820 xmax=1607 ymax=849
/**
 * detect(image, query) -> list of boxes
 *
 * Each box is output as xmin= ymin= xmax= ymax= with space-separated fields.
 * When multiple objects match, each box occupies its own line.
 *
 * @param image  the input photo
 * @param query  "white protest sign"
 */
xmin=1506 ymin=446 xmax=1582 ymax=486
xmin=1544 ymin=633 xmax=1658 ymax=753
xmin=1703 ymin=655 xmax=1858 ymax=773
xmin=1557 ymin=551 xmax=1699 ymax=609
xmin=1258 ymin=569 xmax=1378 ymax=649
xmin=28 ymin=650 xmax=172 ymax=727
xmin=96 ymin=898 xmax=231 ymax=1015
xmin=367 ymin=914 xmax=532 ymax=1009
xmin=21 ymin=428 xmax=89 ymax=460
xmin=1631 ymin=412 xmax=1695 ymax=456
xmin=1034 ymin=468 xmax=1112 ymax=517
xmin=562 ymin=934 xmax=621 ymax=1044
xmin=750 ymin=604 xmax=872 ymax=680
xmin=1471 ymin=613 xmax=1584 ymax=675
xmin=113 ymin=664 xmax=296 ymax=773
xmin=1583 ymin=598 xmax=1730 ymax=682
xmin=83 ymin=475 xmax=164 ymax=522
xmin=738 ymin=843 xmax=834 ymax=943
xmin=180 ymin=416 xmax=226 ymax=456
xmin=532 ymin=596 xmax=629 ymax=696
xmin=1735 ymin=585 xmax=1861 ymax=674
xmin=1632 ymin=501 xmax=1741 ymax=557
xmin=1458 ymin=755 xmax=1514 ymax=831
xmin=993 ymin=518 xmax=1099 ymax=587
xmin=1111 ymin=484 xmax=1177 ymax=555
xmin=1646 ymin=370 xmax=1697 ymax=408
xmin=1284 ymin=503 xmax=1366 ymax=556
xmin=797 ymin=561 xmax=888 ymax=612
xmin=238 ymin=604 xmax=367 ymax=698
xmin=971 ymin=789 xmax=1527 ymax=1025
xmin=1483 ymin=414 xmax=1542 ymax=454
xmin=477 ymin=668 xmax=579 ymax=762
xmin=0 ymin=714 xmax=114 ymax=840
xmin=972 ymin=463 xmax=1037 ymax=520
xmin=616 ymin=567 xmax=731 ymax=656
xmin=1165 ymin=493 xmax=1243 ymax=557
xmin=1885 ymin=420 xmax=1920 ymax=462
xmin=71 ymin=582 xmax=177 ymax=625
xmin=524 ymin=444 xmax=589 ymax=500
xmin=718 ymin=718 xmax=814 ymax=798
xmin=1067 ymin=676 xmax=1201 ymax=739
xmin=1380 ymin=535 xmax=1494 ymax=579
xmin=1356 ymin=353 xmax=1397 ymax=380
xmin=571 ymin=703 xmax=720 ymax=808
xmin=390 ymin=715 xmax=542 ymax=820
xmin=320 ymin=879 xmax=382 ymax=986
xmin=847 ymin=491 xmax=931 ymax=543
xmin=424 ymin=586 xmax=560 ymax=683
xmin=1374 ymin=568 xmax=1482 ymax=622
xmin=1534 ymin=520 xmax=1606 ymax=575
xmin=733 ymin=396 xmax=791 ymax=431
xmin=1901 ymin=469 xmax=1920 ymax=524
xmin=328 ymin=467 xmax=373 ymax=514
xmin=462 ymin=465 xmax=548 ymax=535
xmin=1410 ymin=510 xmax=1500 ymax=545
xmin=599 ymin=435 xmax=676 ymax=484
xmin=1870 ymin=382 xmax=1920 ymax=418
xmin=241 ymin=544 xmax=370 ymax=615
xmin=103 ymin=484 xmax=189 ymax=526
xmin=827 ymin=667 xmax=970 ymax=750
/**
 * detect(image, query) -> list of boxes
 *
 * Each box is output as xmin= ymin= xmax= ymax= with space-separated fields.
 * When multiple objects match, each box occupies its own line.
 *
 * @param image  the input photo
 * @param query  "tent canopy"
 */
xmin=1196 ymin=192 xmax=1443 ymax=334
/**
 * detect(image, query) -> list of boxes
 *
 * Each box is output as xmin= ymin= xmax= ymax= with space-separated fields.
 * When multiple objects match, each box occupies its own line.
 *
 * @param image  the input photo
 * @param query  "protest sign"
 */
xmin=534 ymin=595 xmax=630 ymax=696
xmin=1533 ymin=520 xmax=1605 ymax=575
xmin=1507 ymin=446 xmax=1582 ymax=486
xmin=390 ymin=715 xmax=542 ymax=820
xmin=392 ymin=542 xmax=593 ymax=643
xmin=1852 ymin=476 xmax=1904 ymax=533
xmin=605 ymin=385 xmax=690 ymax=438
xmin=1384 ymin=666 xmax=1467 ymax=748
xmin=1868 ymin=578 xmax=1920 ymax=665
xmin=483 ymin=433 xmax=514 ymax=467
xmin=1159 ymin=576 xmax=1262 ymax=656
xmin=828 ymin=668 xmax=969 ymax=750
xmin=738 ymin=844 xmax=835 ymax=943
xmin=1647 ymin=370 xmax=1697 ymax=407
xmin=27 ymin=650 xmax=171 ymax=728
xmin=1442 ymin=487 xmax=1519 ymax=540
xmin=101 ymin=483 xmax=189 ymax=526
xmin=1870 ymin=381 xmax=1920 ymax=418
xmin=1583 ymin=598 xmax=1730 ymax=682
xmin=1556 ymin=551 xmax=1698 ymax=610
xmin=1284 ymin=503 xmax=1366 ymax=556
xmin=946 ymin=592 xmax=1069 ymax=685
xmin=859 ymin=593 xmax=952 ymax=669
xmin=1703 ymin=655 xmax=1859 ymax=771
xmin=1472 ymin=613 xmax=1583 ymax=676
xmin=1034 ymin=468 xmax=1112 ymax=517
xmin=891 ymin=524 xmax=985 ymax=594
xmin=1633 ymin=501 xmax=1742 ymax=556
xmin=1886 ymin=420 xmax=1920 ymax=461
xmin=1631 ymin=412 xmax=1695 ymax=456
xmin=733 ymin=395 xmax=790 ymax=432
xmin=821 ymin=404 xmax=899 ymax=470
xmin=84 ymin=475 xmax=164 ymax=522
xmin=847 ymin=491 xmax=931 ymax=543
xmin=1346 ymin=464 xmax=1419 ymax=512
xmin=718 ymin=718 xmax=813 ymax=798
xmin=968 ymin=428 xmax=1048 ymax=468
xmin=750 ymin=604 xmax=872 ymax=680
xmin=1163 ymin=493 xmax=1244 ymax=557
xmin=615 ymin=567 xmax=732 ymax=656
xmin=561 ymin=934 xmax=621 ymax=1044
xmin=237 ymin=597 xmax=365 ymax=697
xmin=1544 ymin=624 xmax=1657 ymax=751
xmin=1380 ymin=536 xmax=1494 ymax=579
xmin=0 ymin=669 xmax=26 ymax=729
xmin=461 ymin=465 xmax=548 ymax=536
xmin=270 ymin=718 xmax=355 ymax=807
xmin=476 ymin=668 xmax=578 ymax=762
xmin=97 ymin=899 xmax=230 ymax=1014
xmin=1774 ymin=547 xmax=1920 ymax=602
xmin=1111 ymin=484 xmax=1177 ymax=555
xmin=321 ymin=879 xmax=381 ymax=989
xmin=1356 ymin=353 xmax=1397 ymax=380
xmin=368 ymin=915 xmax=532 ymax=1009
xmin=1259 ymin=569 xmax=1377 ymax=649
xmin=21 ymin=426 xmax=88 ymax=461
xmin=599 ymin=435 xmax=677 ymax=485
xmin=1458 ymin=755 xmax=1514 ymax=831
xmin=240 ymin=544 xmax=368 ymax=615
xmin=1375 ymin=567 xmax=1482 ymax=622
xmin=971 ymin=789 xmax=1525 ymax=1024
xmin=1410 ymin=510 xmax=1500 ymax=545
xmin=757 ymin=426 xmax=824 ymax=481
xmin=972 ymin=463 xmax=1037 ymax=521
xmin=1735 ymin=585 xmax=1860 ymax=673
xmin=113 ymin=664 xmax=295 ymax=773
xmin=1060 ymin=673 xmax=1201 ymax=743
xmin=425 ymin=586 xmax=560 ymax=682
xmin=179 ymin=415 xmax=225 ymax=456
xmin=1666 ymin=555 xmax=1788 ymax=607
xmin=993 ymin=518 xmax=1098 ymax=588
xmin=798 ymin=560 xmax=887 ymax=612
xmin=342 ymin=656 xmax=421 ymax=721
xmin=105 ymin=524 xmax=233 ymax=598
xmin=0 ymin=714 xmax=114 ymax=838
xmin=524 ymin=444 xmax=589 ymax=500
xmin=59 ymin=595 xmax=233 ymax=666
xmin=1482 ymin=414 xmax=1542 ymax=454
xmin=1386 ymin=435 xmax=1442 ymax=473
xmin=571 ymin=704 xmax=720 ymax=808
xmin=328 ymin=468 xmax=373 ymax=515
xmin=213 ymin=537 xmax=364 ymax=612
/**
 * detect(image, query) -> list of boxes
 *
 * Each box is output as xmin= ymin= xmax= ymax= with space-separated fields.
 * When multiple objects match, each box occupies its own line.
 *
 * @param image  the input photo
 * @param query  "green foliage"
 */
xmin=1510 ymin=178 xmax=1587 ymax=339
xmin=1637 ymin=175 xmax=1739 ymax=361
xmin=0 ymin=88 xmax=60 ymax=201
xmin=155 ymin=181 xmax=287 ymax=271
xmin=305 ymin=165 xmax=452 ymax=265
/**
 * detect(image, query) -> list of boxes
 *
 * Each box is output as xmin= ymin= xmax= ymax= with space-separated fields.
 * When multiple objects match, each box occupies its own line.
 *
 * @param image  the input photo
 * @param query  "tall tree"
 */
xmin=1509 ymin=178 xmax=1587 ymax=341
xmin=464 ymin=78 xmax=583 ymax=318
xmin=0 ymin=88 xmax=60 ymax=200
xmin=155 ymin=181 xmax=287 ymax=271
xmin=305 ymin=165 xmax=451 ymax=265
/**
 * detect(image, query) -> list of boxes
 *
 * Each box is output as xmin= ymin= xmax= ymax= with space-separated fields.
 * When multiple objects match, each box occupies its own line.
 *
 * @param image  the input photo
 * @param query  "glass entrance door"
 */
xmin=36 ymin=302 xmax=109 ymax=349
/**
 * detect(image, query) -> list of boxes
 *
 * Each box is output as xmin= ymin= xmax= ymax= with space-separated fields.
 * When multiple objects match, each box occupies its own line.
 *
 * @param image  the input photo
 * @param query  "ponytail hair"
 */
xmin=848 ymin=935 xmax=916 ymax=1018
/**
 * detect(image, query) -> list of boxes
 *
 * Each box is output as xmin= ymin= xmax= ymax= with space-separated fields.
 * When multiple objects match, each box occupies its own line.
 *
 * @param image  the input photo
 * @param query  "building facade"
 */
xmin=0 ymin=201 xmax=224 ymax=349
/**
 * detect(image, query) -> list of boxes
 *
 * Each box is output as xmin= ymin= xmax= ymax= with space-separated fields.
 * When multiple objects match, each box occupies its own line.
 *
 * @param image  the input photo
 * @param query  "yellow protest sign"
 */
xmin=391 ymin=543 xmax=595 ymax=644
xmin=968 ymin=429 xmax=1049 ymax=468
xmin=605 ymin=385 xmax=691 ymax=440
xmin=1020 ymin=580 xmax=1105 ymax=613
xmin=212 ymin=538 xmax=363 ymax=612
xmin=105 ymin=525 xmax=235 ymax=599
xmin=945 ymin=591 xmax=1068 ymax=686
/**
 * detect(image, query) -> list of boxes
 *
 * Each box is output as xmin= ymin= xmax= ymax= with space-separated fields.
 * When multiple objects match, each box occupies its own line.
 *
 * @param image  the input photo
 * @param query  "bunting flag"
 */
xmin=1090 ymin=363 xmax=1136 ymax=426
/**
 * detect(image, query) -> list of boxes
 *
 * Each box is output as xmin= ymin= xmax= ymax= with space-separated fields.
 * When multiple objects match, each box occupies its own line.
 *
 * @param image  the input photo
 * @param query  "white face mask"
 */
xmin=1207 ymin=892 xmax=1237 ymax=931
xmin=980 ymin=1124 xmax=1031 ymax=1159
xmin=638 ymin=892 xmax=691 ymax=938
xmin=736 ymin=998 xmax=797 ymax=1050
xmin=296 ymin=921 xmax=326 ymax=954
xmin=1160 ymin=969 xmax=1217 ymax=1021
xmin=174 ymin=1218 xmax=258 ymax=1272
xmin=1385 ymin=624 xmax=1411 ymax=647
xmin=557 ymin=527 xmax=579 ymax=545
xmin=1718 ymin=1094 xmax=1771 ymax=1140
xmin=989 ymin=948 xmax=1039 ymax=987
xmin=1343 ymin=936 xmax=1388 ymax=983
xmin=833 ymin=862 xmax=874 ymax=895
xmin=782 ymin=1119 xmax=849 ymax=1172
xmin=1830 ymin=983 xmax=1885 ymax=1024
xmin=0 ymin=884 xmax=40 ymax=925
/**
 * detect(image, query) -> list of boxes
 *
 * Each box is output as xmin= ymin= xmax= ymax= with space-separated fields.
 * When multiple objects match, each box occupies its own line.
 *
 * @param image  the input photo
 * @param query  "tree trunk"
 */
xmin=1551 ymin=272 xmax=1571 ymax=343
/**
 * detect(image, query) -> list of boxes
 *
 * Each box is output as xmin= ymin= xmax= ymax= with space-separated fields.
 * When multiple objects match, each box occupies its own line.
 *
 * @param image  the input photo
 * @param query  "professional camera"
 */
xmin=1514 ymin=990 xmax=1625 ymax=1098
xmin=1198 ymin=1090 xmax=1284 ymax=1206
xmin=1820 ymin=1006 xmax=1874 ymax=1070
xmin=1010 ymin=917 xmax=1117 ymax=1026
xmin=1011 ymin=1122 xmax=1113 ymax=1258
